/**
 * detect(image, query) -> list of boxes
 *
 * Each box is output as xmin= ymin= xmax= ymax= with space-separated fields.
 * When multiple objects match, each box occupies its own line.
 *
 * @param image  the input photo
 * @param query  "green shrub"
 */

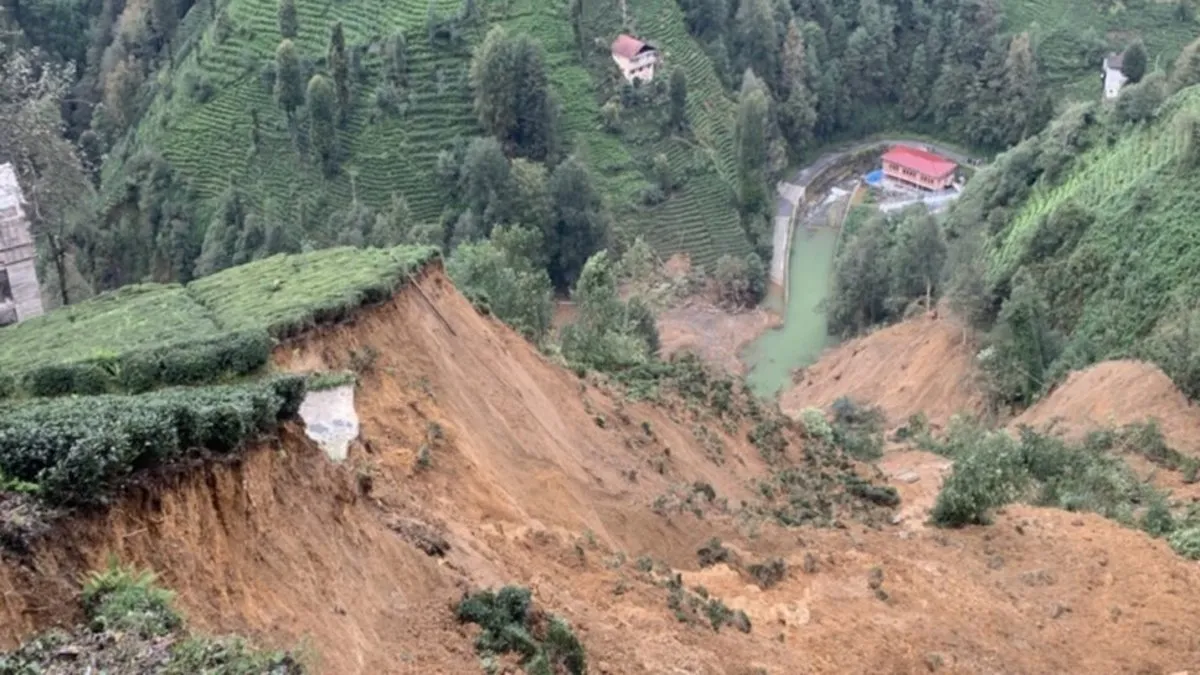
xmin=1168 ymin=527 xmax=1200 ymax=559
xmin=166 ymin=636 xmax=304 ymax=674
xmin=0 ymin=375 xmax=306 ymax=505
xmin=931 ymin=430 xmax=1028 ymax=527
xmin=799 ymin=408 xmax=833 ymax=443
xmin=747 ymin=558 xmax=787 ymax=589
xmin=81 ymin=559 xmax=181 ymax=637
xmin=830 ymin=397 xmax=886 ymax=461
xmin=456 ymin=586 xmax=586 ymax=675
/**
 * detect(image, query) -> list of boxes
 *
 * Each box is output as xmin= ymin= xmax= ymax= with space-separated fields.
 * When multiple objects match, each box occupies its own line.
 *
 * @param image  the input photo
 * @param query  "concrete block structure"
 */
xmin=881 ymin=145 xmax=957 ymax=191
xmin=0 ymin=163 xmax=43 ymax=327
xmin=611 ymin=34 xmax=660 ymax=84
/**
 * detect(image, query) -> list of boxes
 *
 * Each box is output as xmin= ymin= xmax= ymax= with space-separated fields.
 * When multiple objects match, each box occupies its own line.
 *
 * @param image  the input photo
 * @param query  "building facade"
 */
xmin=881 ymin=146 xmax=957 ymax=191
xmin=611 ymin=34 xmax=660 ymax=84
xmin=1103 ymin=53 xmax=1128 ymax=100
xmin=0 ymin=163 xmax=44 ymax=327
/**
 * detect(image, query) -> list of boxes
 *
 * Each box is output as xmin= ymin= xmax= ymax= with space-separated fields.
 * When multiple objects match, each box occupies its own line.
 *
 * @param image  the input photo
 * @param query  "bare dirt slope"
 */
xmin=1015 ymin=360 xmax=1200 ymax=454
xmin=781 ymin=314 xmax=984 ymax=428
xmin=3 ymin=270 xmax=1200 ymax=674
xmin=657 ymin=301 xmax=778 ymax=376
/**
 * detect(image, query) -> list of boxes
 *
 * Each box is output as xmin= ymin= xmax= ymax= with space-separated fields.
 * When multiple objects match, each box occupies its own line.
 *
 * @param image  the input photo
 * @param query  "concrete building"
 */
xmin=1103 ymin=53 xmax=1128 ymax=100
xmin=881 ymin=145 xmax=957 ymax=191
xmin=0 ymin=163 xmax=44 ymax=327
xmin=611 ymin=34 xmax=660 ymax=84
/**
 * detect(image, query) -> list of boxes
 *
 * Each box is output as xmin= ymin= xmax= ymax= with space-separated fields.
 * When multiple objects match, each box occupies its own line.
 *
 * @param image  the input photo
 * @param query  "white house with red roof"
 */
xmin=611 ymin=34 xmax=660 ymax=84
xmin=881 ymin=145 xmax=957 ymax=191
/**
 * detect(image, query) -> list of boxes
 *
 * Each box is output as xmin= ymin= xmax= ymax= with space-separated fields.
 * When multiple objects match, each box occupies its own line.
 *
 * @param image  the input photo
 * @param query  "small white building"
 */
xmin=0 ymin=163 xmax=44 ymax=327
xmin=611 ymin=34 xmax=660 ymax=84
xmin=1103 ymin=53 xmax=1128 ymax=100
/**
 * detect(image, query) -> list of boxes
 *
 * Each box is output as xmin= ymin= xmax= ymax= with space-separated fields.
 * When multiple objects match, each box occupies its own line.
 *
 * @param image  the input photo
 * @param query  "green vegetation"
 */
xmin=0 ymin=245 xmax=437 ymax=399
xmin=0 ymin=559 xmax=305 ymax=672
xmin=456 ymin=586 xmax=586 ymax=675
xmin=0 ymin=375 xmax=305 ymax=505
xmin=928 ymin=418 xmax=1200 ymax=559
xmin=945 ymin=85 xmax=1200 ymax=402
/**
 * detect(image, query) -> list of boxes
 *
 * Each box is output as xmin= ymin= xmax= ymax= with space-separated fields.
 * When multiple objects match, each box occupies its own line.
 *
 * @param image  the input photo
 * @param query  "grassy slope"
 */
xmin=0 ymin=245 xmax=438 ymax=376
xmin=987 ymin=87 xmax=1200 ymax=357
xmin=1004 ymin=0 xmax=1197 ymax=101
xmin=108 ymin=0 xmax=750 ymax=270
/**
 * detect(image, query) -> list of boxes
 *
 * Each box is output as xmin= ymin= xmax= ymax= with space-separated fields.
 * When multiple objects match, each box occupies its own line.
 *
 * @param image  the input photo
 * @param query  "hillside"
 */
xmin=103 ymin=0 xmax=750 ymax=269
xmin=1005 ymin=0 xmax=1195 ymax=100
xmin=950 ymin=85 xmax=1200 ymax=400
xmin=4 ymin=263 xmax=1200 ymax=673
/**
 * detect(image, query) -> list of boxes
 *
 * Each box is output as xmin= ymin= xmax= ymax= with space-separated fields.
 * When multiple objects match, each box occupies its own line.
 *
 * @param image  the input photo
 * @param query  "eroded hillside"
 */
xmin=3 ymin=268 xmax=1200 ymax=674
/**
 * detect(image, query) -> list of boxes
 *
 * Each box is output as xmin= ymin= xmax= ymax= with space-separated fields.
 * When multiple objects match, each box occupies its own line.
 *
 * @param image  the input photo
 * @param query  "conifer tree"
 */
xmin=779 ymin=19 xmax=817 ymax=153
xmin=278 ymin=0 xmax=298 ymax=38
xmin=735 ymin=71 xmax=770 ymax=217
xmin=327 ymin=22 xmax=351 ymax=124
xmin=307 ymin=74 xmax=338 ymax=174
xmin=1122 ymin=39 xmax=1148 ymax=84
xmin=274 ymin=39 xmax=304 ymax=119
xmin=668 ymin=67 xmax=688 ymax=131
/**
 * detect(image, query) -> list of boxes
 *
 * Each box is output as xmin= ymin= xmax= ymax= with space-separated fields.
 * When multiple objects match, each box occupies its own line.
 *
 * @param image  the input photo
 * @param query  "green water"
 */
xmin=742 ymin=227 xmax=838 ymax=398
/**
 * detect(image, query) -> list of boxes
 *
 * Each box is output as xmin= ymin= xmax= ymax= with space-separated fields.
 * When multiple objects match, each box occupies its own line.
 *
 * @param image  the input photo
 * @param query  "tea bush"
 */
xmin=0 ymin=375 xmax=305 ymax=505
xmin=456 ymin=586 xmax=586 ymax=675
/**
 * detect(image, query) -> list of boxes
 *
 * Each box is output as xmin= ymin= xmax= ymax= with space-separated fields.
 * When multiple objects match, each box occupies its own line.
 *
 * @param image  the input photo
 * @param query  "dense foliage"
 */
xmin=456 ymin=586 xmax=587 ymax=675
xmin=0 ymin=375 xmax=305 ymax=505
xmin=929 ymin=419 xmax=1200 ymax=560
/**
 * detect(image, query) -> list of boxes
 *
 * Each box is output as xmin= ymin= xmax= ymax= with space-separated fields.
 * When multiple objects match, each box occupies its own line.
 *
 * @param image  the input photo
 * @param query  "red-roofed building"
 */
xmin=611 ymin=34 xmax=660 ymax=83
xmin=881 ymin=145 xmax=957 ymax=191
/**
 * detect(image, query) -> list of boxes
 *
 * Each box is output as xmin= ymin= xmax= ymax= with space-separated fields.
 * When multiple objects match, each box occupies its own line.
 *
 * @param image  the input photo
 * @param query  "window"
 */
xmin=0 ymin=268 xmax=11 ymax=302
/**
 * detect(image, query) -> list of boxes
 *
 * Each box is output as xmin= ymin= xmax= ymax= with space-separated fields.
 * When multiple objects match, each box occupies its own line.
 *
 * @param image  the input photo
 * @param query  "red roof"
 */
xmin=611 ymin=34 xmax=650 ymax=59
xmin=881 ymin=145 xmax=957 ymax=178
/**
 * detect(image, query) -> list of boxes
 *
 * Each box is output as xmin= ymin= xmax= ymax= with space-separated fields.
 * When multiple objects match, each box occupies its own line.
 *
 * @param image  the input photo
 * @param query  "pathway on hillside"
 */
xmin=770 ymin=139 xmax=975 ymax=289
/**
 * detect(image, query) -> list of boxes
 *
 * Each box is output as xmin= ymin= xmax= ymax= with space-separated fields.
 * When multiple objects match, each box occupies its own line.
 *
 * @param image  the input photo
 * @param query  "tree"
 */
xmin=668 ymin=67 xmax=688 ymax=132
xmin=274 ymin=40 xmax=304 ymax=118
xmin=278 ymin=0 xmax=298 ymax=38
xmin=447 ymin=228 xmax=555 ymax=340
xmin=0 ymin=45 xmax=96 ymax=305
xmin=889 ymin=208 xmax=946 ymax=310
xmin=1122 ymin=39 xmax=1147 ymax=84
xmin=735 ymin=71 xmax=770 ymax=217
xmin=458 ymin=136 xmax=512 ymax=236
xmin=548 ymin=156 xmax=610 ymax=288
xmin=307 ymin=74 xmax=337 ymax=174
xmin=779 ymin=19 xmax=817 ymax=154
xmin=680 ymin=0 xmax=727 ymax=40
xmin=470 ymin=27 xmax=558 ymax=160
xmin=151 ymin=0 xmax=179 ymax=64
xmin=901 ymin=43 xmax=929 ymax=120
xmin=1115 ymin=71 xmax=1166 ymax=124
xmin=1001 ymin=32 xmax=1039 ymax=145
xmin=327 ymin=22 xmax=351 ymax=124
xmin=945 ymin=231 xmax=992 ymax=341
xmin=652 ymin=153 xmax=674 ymax=193
xmin=714 ymin=252 xmax=766 ymax=307
xmin=384 ymin=32 xmax=408 ymax=86
xmin=827 ymin=214 xmax=891 ymax=336
xmin=1170 ymin=36 xmax=1200 ymax=94
xmin=509 ymin=159 xmax=552 ymax=257
xmin=368 ymin=193 xmax=412 ymax=247
xmin=103 ymin=56 xmax=143 ymax=130
xmin=195 ymin=180 xmax=247 ymax=277
xmin=735 ymin=0 xmax=780 ymax=91
xmin=560 ymin=251 xmax=658 ymax=370
xmin=983 ymin=271 xmax=1060 ymax=406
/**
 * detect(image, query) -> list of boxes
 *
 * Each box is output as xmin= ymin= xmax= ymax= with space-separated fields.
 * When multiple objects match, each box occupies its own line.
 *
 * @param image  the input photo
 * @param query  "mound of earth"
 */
xmin=1015 ymin=360 xmax=1200 ymax=454
xmin=781 ymin=314 xmax=984 ymax=428
xmin=658 ymin=301 xmax=778 ymax=376
xmin=4 ymin=271 xmax=1200 ymax=673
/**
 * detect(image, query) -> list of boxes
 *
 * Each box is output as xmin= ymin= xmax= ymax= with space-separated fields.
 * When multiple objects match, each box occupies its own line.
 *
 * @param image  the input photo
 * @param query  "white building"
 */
xmin=1103 ymin=53 xmax=1128 ymax=100
xmin=611 ymin=34 xmax=660 ymax=84
xmin=0 ymin=163 xmax=44 ymax=327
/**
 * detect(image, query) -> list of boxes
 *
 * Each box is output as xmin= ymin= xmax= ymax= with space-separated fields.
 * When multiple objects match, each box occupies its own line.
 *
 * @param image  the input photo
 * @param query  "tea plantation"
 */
xmin=0 ymin=245 xmax=438 ymax=399
xmin=0 ymin=244 xmax=438 ymax=508
xmin=107 ymin=0 xmax=751 ymax=270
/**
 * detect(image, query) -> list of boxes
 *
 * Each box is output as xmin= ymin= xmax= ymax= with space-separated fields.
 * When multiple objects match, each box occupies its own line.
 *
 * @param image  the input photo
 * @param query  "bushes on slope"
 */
xmin=456 ymin=586 xmax=586 ymax=675
xmin=0 ymin=375 xmax=306 ymax=505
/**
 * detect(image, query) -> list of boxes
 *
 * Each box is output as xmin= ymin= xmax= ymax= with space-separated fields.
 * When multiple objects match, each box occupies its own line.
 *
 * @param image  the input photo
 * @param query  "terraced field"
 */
xmin=107 ymin=0 xmax=472 ymax=224
xmin=111 ymin=0 xmax=751 ymax=270
xmin=1004 ymin=0 xmax=1197 ymax=99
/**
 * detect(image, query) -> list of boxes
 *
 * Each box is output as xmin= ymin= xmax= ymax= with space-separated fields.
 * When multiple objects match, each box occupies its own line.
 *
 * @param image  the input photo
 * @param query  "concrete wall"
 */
xmin=0 ymin=163 xmax=43 ymax=324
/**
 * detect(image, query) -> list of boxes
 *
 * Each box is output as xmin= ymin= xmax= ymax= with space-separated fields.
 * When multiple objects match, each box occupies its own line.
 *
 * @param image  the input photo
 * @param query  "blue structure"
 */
xmin=865 ymin=169 xmax=884 ymax=186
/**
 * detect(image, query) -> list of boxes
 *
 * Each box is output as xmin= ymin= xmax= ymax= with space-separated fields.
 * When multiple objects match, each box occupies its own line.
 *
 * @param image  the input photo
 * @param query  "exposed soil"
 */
xmin=1015 ymin=360 xmax=1200 ymax=455
xmin=3 ymin=270 xmax=1200 ymax=674
xmin=780 ymin=313 xmax=985 ymax=429
xmin=658 ymin=300 xmax=778 ymax=376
